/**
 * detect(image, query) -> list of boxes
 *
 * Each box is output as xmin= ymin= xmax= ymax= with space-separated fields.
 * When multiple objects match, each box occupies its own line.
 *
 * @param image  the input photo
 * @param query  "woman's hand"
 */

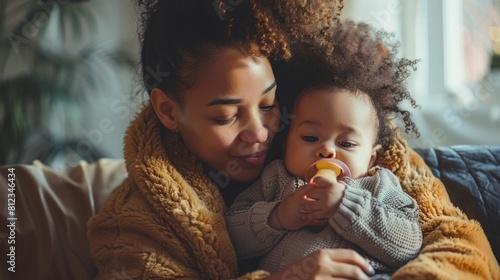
xmin=301 ymin=175 xmax=347 ymax=223
xmin=268 ymin=248 xmax=375 ymax=280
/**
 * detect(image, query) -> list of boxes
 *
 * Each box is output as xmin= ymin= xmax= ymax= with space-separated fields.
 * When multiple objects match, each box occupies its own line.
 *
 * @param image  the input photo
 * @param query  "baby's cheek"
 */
xmin=284 ymin=156 xmax=306 ymax=178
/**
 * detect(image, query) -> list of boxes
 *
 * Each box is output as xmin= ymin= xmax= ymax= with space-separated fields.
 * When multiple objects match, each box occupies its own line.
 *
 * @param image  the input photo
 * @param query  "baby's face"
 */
xmin=284 ymin=88 xmax=380 ymax=180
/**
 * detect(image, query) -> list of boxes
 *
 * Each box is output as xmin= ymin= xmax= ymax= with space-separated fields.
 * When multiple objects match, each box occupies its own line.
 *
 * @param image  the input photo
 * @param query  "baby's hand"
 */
xmin=270 ymin=184 xmax=324 ymax=230
xmin=301 ymin=175 xmax=346 ymax=223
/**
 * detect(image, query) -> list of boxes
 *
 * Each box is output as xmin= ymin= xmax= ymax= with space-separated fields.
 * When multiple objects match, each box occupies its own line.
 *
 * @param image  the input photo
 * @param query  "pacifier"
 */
xmin=304 ymin=158 xmax=351 ymax=183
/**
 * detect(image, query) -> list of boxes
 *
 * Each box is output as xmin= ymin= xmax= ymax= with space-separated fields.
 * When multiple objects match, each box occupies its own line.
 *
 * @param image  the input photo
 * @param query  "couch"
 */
xmin=0 ymin=146 xmax=499 ymax=280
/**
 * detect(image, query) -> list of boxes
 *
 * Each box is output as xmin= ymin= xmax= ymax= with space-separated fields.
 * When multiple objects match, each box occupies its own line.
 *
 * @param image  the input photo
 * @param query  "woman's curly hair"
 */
xmin=273 ymin=20 xmax=420 ymax=151
xmin=136 ymin=0 xmax=343 ymax=100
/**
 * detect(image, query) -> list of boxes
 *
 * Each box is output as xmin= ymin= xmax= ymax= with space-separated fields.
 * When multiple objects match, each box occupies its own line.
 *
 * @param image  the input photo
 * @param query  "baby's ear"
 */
xmin=369 ymin=144 xmax=382 ymax=167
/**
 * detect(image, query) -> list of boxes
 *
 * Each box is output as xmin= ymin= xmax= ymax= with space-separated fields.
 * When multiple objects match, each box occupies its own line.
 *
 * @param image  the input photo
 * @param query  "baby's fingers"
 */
xmin=302 ymin=209 xmax=330 ymax=224
xmin=301 ymin=200 xmax=324 ymax=213
xmin=304 ymin=186 xmax=330 ymax=201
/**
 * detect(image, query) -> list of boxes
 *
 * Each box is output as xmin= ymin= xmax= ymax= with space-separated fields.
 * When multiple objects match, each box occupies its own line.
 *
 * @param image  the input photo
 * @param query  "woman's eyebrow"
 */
xmin=263 ymin=81 xmax=277 ymax=95
xmin=207 ymin=98 xmax=243 ymax=106
xmin=207 ymin=81 xmax=276 ymax=106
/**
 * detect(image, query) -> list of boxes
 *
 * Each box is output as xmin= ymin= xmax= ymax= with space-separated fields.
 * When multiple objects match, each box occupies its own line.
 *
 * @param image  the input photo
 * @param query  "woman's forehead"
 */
xmin=183 ymin=50 xmax=274 ymax=102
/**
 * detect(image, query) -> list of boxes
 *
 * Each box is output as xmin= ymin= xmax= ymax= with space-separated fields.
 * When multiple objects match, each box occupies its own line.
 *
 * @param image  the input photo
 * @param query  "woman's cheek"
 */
xmin=211 ymin=128 xmax=239 ymax=149
xmin=266 ymin=111 xmax=282 ymax=139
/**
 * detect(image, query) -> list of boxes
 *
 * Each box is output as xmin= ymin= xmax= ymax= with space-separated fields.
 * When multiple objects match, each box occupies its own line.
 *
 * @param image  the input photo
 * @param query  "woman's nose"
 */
xmin=239 ymin=116 xmax=268 ymax=144
xmin=316 ymin=145 xmax=336 ymax=158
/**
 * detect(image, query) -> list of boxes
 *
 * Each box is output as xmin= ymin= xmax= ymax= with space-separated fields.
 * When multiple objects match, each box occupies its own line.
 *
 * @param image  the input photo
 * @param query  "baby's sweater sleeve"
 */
xmin=225 ymin=161 xmax=287 ymax=260
xmin=331 ymin=167 xmax=423 ymax=269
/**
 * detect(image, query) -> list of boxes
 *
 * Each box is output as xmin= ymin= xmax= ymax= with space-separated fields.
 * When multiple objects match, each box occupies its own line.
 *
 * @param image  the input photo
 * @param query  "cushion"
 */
xmin=0 ymin=159 xmax=127 ymax=280
xmin=414 ymin=145 xmax=500 ymax=262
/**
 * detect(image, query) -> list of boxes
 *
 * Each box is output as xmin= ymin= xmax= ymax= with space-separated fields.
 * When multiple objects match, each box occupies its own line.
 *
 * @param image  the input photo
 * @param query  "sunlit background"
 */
xmin=342 ymin=0 xmax=500 ymax=148
xmin=1 ymin=0 xmax=499 ymax=168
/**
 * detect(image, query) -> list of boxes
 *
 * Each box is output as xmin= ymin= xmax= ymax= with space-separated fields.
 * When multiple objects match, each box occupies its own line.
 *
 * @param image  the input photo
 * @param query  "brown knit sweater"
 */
xmin=87 ymin=104 xmax=500 ymax=279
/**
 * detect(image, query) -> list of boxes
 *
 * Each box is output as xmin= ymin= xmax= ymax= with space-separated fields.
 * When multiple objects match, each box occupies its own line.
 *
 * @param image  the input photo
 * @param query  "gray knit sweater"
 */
xmin=226 ymin=160 xmax=422 ymax=273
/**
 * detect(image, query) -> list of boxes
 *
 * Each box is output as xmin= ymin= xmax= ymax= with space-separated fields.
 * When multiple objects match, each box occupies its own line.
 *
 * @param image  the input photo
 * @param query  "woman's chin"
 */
xmin=205 ymin=163 xmax=264 ymax=188
xmin=230 ymin=166 xmax=264 ymax=184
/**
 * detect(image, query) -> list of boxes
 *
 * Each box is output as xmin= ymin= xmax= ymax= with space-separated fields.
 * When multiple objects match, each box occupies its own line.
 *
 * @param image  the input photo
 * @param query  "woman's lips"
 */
xmin=237 ymin=151 xmax=267 ymax=166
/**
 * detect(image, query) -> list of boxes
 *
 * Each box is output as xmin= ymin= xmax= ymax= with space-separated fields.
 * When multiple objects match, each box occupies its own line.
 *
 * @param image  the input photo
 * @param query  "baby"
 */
xmin=226 ymin=20 xmax=423 ymax=275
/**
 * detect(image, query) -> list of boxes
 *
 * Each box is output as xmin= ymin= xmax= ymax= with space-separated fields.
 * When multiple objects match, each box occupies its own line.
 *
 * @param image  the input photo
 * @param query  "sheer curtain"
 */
xmin=342 ymin=0 xmax=500 ymax=147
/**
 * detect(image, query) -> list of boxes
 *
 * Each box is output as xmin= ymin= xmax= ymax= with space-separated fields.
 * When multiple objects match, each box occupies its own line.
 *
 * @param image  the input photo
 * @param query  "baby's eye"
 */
xmin=300 ymin=135 xmax=318 ymax=143
xmin=339 ymin=141 xmax=356 ymax=148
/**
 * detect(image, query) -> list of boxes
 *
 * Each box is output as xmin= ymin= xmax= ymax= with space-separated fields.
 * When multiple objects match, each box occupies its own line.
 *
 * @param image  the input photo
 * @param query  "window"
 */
xmin=342 ymin=0 xmax=500 ymax=146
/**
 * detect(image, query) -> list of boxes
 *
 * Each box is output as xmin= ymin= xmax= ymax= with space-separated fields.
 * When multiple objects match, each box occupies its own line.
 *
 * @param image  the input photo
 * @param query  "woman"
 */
xmin=88 ymin=0 xmax=373 ymax=279
xmin=87 ymin=0 xmax=500 ymax=279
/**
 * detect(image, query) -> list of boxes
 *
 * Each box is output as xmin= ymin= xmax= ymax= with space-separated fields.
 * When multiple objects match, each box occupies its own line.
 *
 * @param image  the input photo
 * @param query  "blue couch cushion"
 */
xmin=415 ymin=146 xmax=500 ymax=263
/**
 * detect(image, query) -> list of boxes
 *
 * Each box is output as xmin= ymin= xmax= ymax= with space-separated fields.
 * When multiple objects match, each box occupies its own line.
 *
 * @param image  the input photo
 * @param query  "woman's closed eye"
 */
xmin=213 ymin=104 xmax=275 ymax=126
xmin=213 ymin=115 xmax=237 ymax=125
xmin=259 ymin=104 xmax=277 ymax=112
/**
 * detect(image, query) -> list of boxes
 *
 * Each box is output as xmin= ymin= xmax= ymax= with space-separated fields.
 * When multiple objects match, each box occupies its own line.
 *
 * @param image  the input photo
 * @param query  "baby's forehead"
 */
xmin=292 ymin=88 xmax=380 ymax=132
xmin=294 ymin=87 xmax=376 ymax=113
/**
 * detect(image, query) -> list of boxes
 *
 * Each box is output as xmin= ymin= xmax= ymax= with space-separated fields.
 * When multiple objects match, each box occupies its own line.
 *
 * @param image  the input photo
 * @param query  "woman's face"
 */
xmin=175 ymin=49 xmax=280 ymax=185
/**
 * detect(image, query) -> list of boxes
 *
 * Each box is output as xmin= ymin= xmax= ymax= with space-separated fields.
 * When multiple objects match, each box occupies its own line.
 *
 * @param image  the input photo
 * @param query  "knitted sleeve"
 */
xmin=225 ymin=161 xmax=287 ymax=260
xmin=330 ymin=167 xmax=422 ymax=269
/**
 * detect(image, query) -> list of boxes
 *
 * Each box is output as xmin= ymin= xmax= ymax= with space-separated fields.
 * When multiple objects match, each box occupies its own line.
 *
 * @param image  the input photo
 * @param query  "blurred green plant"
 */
xmin=0 ymin=0 xmax=137 ymax=165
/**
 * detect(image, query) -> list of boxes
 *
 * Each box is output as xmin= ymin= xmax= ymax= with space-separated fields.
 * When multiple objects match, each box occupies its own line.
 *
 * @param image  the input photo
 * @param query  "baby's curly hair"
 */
xmin=136 ymin=0 xmax=343 ymax=100
xmin=273 ymin=20 xmax=420 ymax=151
